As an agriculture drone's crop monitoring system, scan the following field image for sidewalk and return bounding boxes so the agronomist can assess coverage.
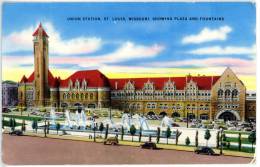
[10,131,255,158]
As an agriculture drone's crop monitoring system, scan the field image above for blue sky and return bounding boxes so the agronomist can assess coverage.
[2,2,256,90]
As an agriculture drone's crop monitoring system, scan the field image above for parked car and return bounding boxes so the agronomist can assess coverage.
[194,147,215,155]
[172,123,180,127]
[103,137,119,145]
[140,142,157,149]
[9,130,23,136]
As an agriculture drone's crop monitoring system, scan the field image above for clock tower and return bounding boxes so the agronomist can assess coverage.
[32,23,50,106]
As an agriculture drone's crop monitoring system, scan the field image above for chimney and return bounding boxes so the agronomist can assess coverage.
[115,81,118,90]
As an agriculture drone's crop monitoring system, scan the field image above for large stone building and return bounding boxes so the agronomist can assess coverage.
[2,80,18,107]
[18,24,256,121]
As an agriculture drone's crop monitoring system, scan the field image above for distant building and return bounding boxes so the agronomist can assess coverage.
[2,80,18,107]
[18,24,256,121]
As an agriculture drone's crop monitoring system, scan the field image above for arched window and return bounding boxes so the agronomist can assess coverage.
[72,93,75,99]
[218,89,223,98]
[232,89,238,98]
[225,89,231,98]
[67,93,71,99]
[63,93,66,99]
[90,93,93,100]
[85,93,88,99]
[81,93,84,99]
[76,93,79,99]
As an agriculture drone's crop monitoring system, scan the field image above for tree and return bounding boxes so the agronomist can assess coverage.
[21,119,26,132]
[130,125,136,142]
[99,122,104,134]
[185,136,191,146]
[248,131,256,153]
[195,130,199,147]
[216,131,220,148]
[138,127,142,142]
[105,124,109,139]
[13,119,17,131]
[9,118,15,131]
[156,127,161,144]
[93,124,96,142]
[2,117,4,129]
[175,129,182,145]
[32,120,38,133]
[56,122,60,135]
[165,126,171,144]
[47,121,50,134]
[238,133,242,151]
[149,135,152,142]
[44,119,47,137]
[121,126,124,141]
[204,129,211,146]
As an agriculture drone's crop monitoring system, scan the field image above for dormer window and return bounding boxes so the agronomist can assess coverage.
[164,79,175,91]
[69,79,73,90]
[75,79,80,90]
[82,79,87,90]
[144,80,154,90]
[124,81,135,90]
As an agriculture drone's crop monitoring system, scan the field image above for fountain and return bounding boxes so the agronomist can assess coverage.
[65,109,72,128]
[119,113,150,130]
[80,110,87,129]
[121,113,131,129]
[160,116,173,127]
[102,118,116,129]
[50,108,56,125]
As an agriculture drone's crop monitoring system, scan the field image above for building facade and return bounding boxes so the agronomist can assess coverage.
[2,81,18,107]
[18,24,255,121]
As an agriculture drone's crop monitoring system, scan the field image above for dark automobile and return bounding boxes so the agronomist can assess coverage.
[103,137,119,145]
[140,142,157,149]
[9,130,23,136]
[194,146,215,155]
[172,123,180,127]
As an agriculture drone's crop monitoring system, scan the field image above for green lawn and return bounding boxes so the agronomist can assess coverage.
[3,114,43,121]
[223,145,255,153]
[2,120,23,127]
[225,137,251,144]
[224,131,250,135]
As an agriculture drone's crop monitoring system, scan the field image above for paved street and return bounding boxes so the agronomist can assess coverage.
[2,134,253,165]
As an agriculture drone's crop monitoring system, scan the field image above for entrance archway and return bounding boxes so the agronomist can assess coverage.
[159,111,167,117]
[172,112,180,118]
[147,111,155,116]
[215,110,240,121]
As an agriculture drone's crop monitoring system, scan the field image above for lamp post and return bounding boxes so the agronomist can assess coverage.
[186,110,189,128]
[44,118,47,138]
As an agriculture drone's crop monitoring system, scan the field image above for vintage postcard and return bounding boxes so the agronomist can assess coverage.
[1,1,257,165]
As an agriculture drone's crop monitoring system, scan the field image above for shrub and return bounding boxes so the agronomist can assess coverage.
[130,125,136,142]
[185,137,191,146]
[204,129,211,146]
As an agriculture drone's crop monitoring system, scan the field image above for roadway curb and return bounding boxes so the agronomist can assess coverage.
[5,131,254,159]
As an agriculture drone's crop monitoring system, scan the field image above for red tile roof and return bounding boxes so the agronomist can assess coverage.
[20,69,220,90]
[59,70,110,88]
[109,76,220,90]
[20,70,59,88]
[32,23,49,37]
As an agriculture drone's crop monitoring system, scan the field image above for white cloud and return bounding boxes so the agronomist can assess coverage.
[2,22,102,55]
[186,44,256,55]
[182,25,232,44]
[95,41,164,63]
[51,41,164,68]
[3,41,164,70]
[142,57,256,76]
